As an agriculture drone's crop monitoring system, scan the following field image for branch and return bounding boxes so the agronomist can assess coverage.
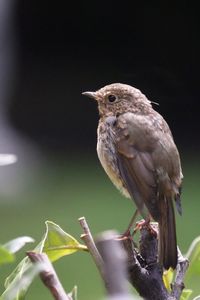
[79,217,134,299]
[78,217,106,285]
[171,248,189,299]
[27,252,70,300]
[122,225,172,300]
[79,218,188,300]
[95,230,130,297]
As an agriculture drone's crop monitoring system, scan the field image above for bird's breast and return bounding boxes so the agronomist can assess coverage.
[97,121,130,198]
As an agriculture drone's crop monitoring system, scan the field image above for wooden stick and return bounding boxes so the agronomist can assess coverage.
[95,230,132,298]
[78,217,106,285]
[171,247,189,299]
[27,252,70,300]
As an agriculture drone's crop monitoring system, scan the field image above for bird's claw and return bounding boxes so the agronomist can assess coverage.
[133,219,158,237]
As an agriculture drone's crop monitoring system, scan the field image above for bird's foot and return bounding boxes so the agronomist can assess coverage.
[118,229,132,240]
[120,209,139,238]
[133,219,158,237]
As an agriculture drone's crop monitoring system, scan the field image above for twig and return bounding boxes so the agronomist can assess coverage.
[171,248,189,299]
[27,252,70,300]
[78,217,106,285]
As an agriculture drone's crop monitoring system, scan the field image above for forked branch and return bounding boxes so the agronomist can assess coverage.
[79,218,189,300]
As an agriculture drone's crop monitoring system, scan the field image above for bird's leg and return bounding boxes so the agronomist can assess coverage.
[133,216,158,237]
[121,209,139,237]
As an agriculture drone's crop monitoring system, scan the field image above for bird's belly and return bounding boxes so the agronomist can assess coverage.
[97,135,130,198]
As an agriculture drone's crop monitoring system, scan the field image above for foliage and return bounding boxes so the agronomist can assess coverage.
[186,237,200,278]
[0,221,200,299]
[0,221,86,300]
[43,221,87,262]
[162,236,200,300]
[0,237,34,266]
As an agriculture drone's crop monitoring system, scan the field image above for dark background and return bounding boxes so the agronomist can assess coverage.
[9,0,200,154]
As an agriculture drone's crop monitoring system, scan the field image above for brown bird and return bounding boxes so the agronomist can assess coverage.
[82,83,183,269]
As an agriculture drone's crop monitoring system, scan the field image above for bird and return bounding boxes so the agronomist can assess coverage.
[82,83,183,270]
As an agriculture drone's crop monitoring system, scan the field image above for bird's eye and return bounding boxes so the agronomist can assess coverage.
[108,94,117,102]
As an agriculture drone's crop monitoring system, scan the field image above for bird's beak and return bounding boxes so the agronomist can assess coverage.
[82,91,97,100]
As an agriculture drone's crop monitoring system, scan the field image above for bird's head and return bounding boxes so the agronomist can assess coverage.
[82,83,153,117]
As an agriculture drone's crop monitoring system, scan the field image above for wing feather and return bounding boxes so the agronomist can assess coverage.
[114,114,159,220]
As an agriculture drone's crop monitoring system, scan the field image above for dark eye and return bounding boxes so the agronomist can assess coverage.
[108,94,117,102]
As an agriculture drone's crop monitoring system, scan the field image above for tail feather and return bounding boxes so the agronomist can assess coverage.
[175,193,182,215]
[159,197,177,270]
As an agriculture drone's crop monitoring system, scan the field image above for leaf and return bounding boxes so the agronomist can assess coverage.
[1,221,87,299]
[0,237,34,267]
[2,262,45,300]
[2,239,45,299]
[163,268,174,291]
[180,289,193,300]
[3,237,34,254]
[185,236,200,277]
[68,286,78,300]
[2,239,47,299]
[42,221,87,262]
[4,257,30,290]
[0,246,15,266]
[3,239,45,291]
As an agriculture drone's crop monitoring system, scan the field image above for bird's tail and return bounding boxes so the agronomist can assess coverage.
[159,197,177,270]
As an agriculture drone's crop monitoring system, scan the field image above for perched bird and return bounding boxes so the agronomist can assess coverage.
[82,83,183,270]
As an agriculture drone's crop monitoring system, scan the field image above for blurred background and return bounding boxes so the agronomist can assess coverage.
[0,1,199,299]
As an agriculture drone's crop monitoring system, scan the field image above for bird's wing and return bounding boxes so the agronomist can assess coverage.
[112,112,160,220]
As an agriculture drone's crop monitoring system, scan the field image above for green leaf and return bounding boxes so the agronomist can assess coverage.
[3,237,34,254]
[0,237,34,267]
[2,239,48,300]
[185,236,200,277]
[1,236,42,298]
[180,289,193,300]
[1,221,87,299]
[68,286,78,300]
[4,257,30,290]
[0,246,15,266]
[163,268,174,291]
[2,262,44,300]
[42,221,87,262]
[2,238,46,297]
[2,237,48,299]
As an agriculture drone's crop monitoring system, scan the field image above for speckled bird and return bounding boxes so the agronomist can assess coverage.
[83,83,183,269]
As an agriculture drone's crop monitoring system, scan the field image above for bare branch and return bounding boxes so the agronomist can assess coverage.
[95,230,129,296]
[171,248,189,299]
[121,224,174,300]
[27,252,70,300]
[78,217,106,285]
